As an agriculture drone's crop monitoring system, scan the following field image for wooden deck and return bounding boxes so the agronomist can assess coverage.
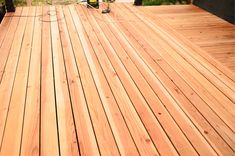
[139,5,235,72]
[0,3,234,155]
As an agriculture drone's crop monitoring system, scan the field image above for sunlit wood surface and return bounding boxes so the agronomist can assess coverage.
[0,3,234,155]
[140,4,235,72]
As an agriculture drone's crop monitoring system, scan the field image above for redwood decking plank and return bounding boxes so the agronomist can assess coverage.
[92,4,199,155]
[136,5,235,100]
[50,6,79,155]
[78,6,140,156]
[103,4,217,155]
[77,5,159,155]
[139,5,235,73]
[61,5,100,156]
[0,4,234,156]
[40,6,59,155]
[0,8,22,84]
[70,5,120,155]
[113,20,235,154]
[124,4,235,130]
[122,4,235,154]
[79,5,160,156]
[0,7,33,155]
[20,6,42,156]
[105,3,234,155]
[0,12,13,47]
[0,6,27,150]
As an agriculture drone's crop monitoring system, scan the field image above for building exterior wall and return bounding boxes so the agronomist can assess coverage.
[193,0,234,24]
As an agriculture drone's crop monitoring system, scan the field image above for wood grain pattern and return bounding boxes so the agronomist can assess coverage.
[78,5,158,156]
[20,6,41,156]
[0,6,25,150]
[0,4,234,156]
[139,4,235,72]
[125,4,235,130]
[0,7,31,155]
[61,6,100,156]
[78,6,140,156]
[0,8,22,83]
[40,6,59,156]
[105,4,217,155]
[71,5,120,155]
[0,13,13,47]
[50,6,79,155]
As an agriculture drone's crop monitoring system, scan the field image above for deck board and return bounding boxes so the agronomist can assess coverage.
[0,7,31,155]
[61,5,100,156]
[40,5,60,156]
[0,3,234,156]
[20,6,41,156]
[139,4,235,72]
[78,6,141,156]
